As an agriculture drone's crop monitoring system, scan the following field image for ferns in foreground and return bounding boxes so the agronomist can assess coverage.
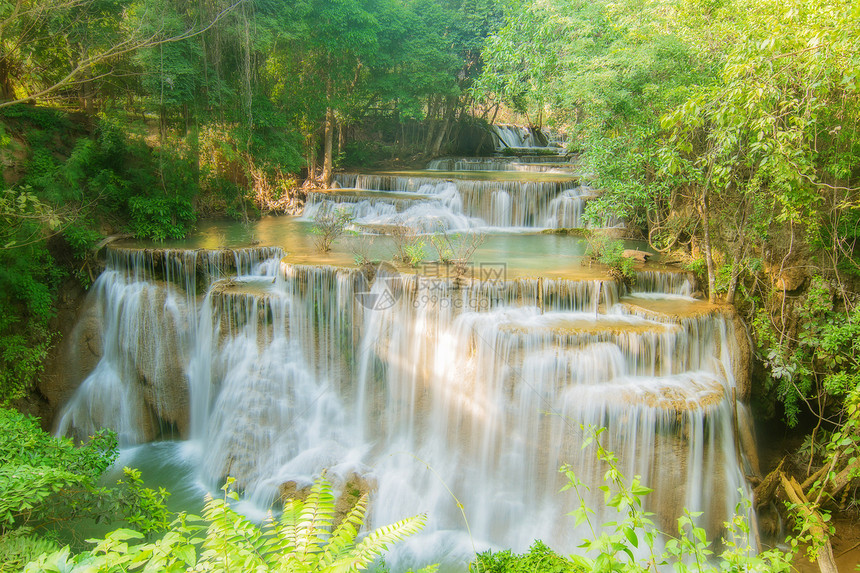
[26,475,426,573]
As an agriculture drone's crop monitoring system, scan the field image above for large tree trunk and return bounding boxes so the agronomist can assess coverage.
[0,57,16,102]
[78,44,96,119]
[430,118,449,157]
[700,186,717,303]
[429,97,456,157]
[321,104,334,187]
[337,116,346,161]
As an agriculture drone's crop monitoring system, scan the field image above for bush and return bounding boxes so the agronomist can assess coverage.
[0,408,169,537]
[28,475,425,573]
[584,232,635,283]
[311,208,354,252]
[472,541,579,573]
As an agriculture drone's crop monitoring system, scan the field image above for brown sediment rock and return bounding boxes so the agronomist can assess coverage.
[774,266,807,292]
[278,473,378,526]
[622,249,651,263]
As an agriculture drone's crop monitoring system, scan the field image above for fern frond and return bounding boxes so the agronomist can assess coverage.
[329,513,427,572]
[196,491,271,571]
[319,493,368,567]
[275,497,303,564]
[294,476,337,560]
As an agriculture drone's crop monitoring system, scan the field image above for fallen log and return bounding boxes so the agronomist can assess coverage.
[622,249,650,263]
[825,460,860,501]
[92,232,134,252]
[780,473,838,573]
[801,464,829,493]
[754,457,785,510]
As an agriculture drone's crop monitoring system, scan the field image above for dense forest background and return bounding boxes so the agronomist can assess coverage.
[2,0,860,570]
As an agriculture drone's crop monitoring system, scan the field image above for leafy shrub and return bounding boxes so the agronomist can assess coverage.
[560,425,793,572]
[0,527,60,573]
[28,475,425,573]
[0,105,70,131]
[312,208,354,252]
[754,276,860,427]
[0,192,65,401]
[472,541,579,573]
[403,241,426,267]
[584,232,635,283]
[128,195,196,241]
[0,408,169,537]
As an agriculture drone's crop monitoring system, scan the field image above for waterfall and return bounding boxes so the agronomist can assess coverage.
[544,187,592,228]
[58,246,752,569]
[56,138,747,569]
[328,174,584,229]
[427,157,572,173]
[56,246,284,446]
[492,124,550,149]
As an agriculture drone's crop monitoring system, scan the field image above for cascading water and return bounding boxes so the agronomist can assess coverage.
[319,120,607,231]
[55,127,756,570]
[427,157,572,173]
[324,174,597,230]
[58,244,754,570]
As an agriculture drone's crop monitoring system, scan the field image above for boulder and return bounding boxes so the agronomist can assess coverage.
[775,266,806,292]
[622,249,650,263]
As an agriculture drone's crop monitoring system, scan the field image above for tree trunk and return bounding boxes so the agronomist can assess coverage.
[159,105,168,143]
[0,57,14,102]
[79,44,95,119]
[430,118,449,157]
[424,119,438,156]
[337,116,346,161]
[429,97,456,157]
[188,121,200,190]
[700,186,717,303]
[305,133,317,182]
[726,260,740,304]
[321,104,334,187]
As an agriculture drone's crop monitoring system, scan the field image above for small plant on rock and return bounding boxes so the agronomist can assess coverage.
[584,231,635,284]
[312,208,354,253]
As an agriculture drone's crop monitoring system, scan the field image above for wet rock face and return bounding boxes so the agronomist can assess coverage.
[50,278,191,441]
[133,286,190,436]
[774,266,807,292]
[278,473,377,526]
[43,305,103,411]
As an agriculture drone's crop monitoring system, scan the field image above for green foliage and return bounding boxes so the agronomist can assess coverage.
[0,106,71,131]
[585,233,635,283]
[28,475,426,573]
[312,209,355,253]
[0,188,66,402]
[472,541,579,573]
[560,425,794,573]
[403,241,426,268]
[754,276,860,427]
[0,527,60,573]
[128,194,196,241]
[0,407,169,539]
